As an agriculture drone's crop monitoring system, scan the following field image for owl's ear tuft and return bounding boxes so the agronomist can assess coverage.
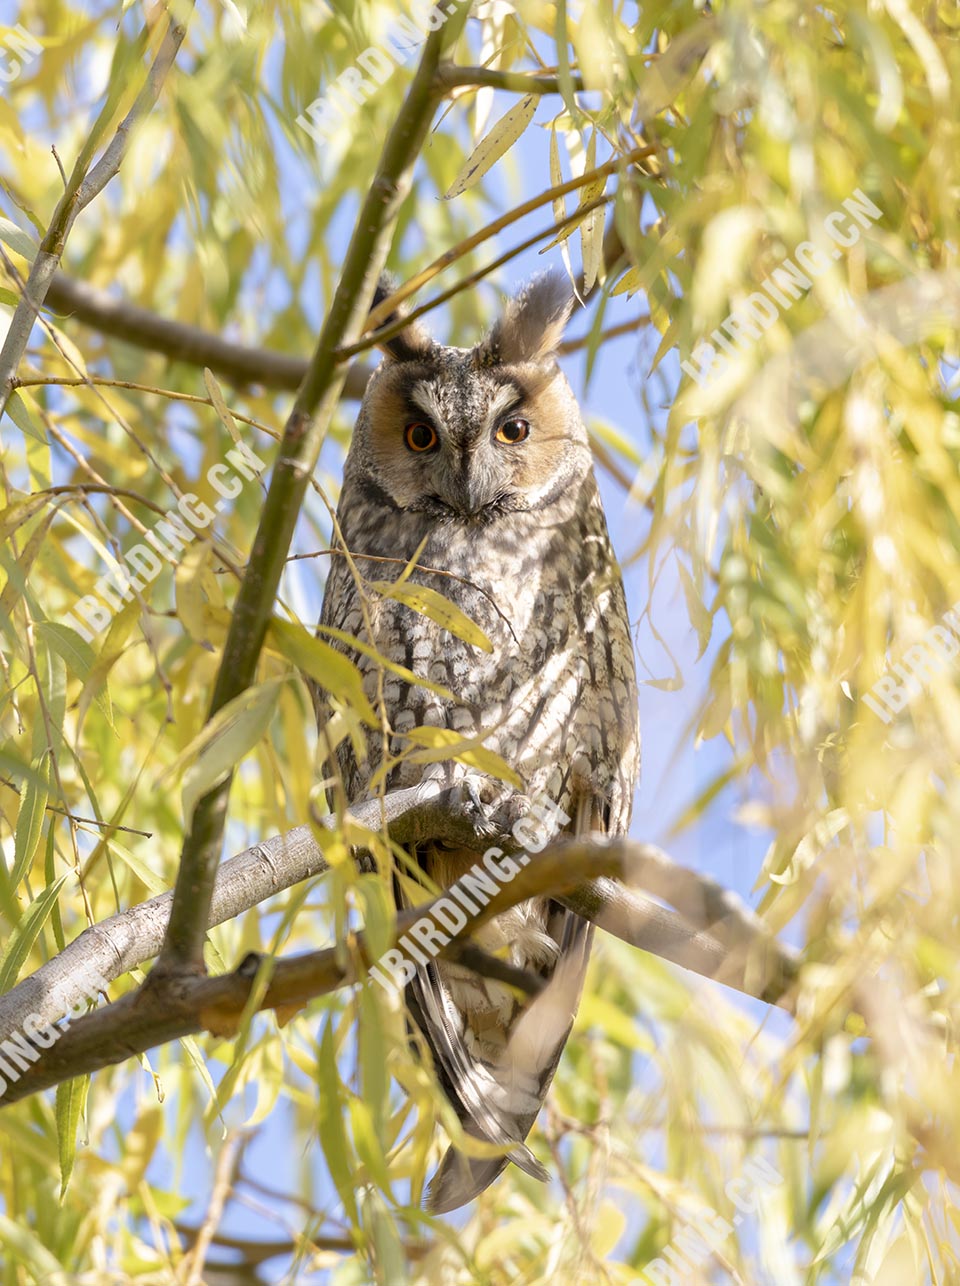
[475,272,576,366]
[371,274,434,362]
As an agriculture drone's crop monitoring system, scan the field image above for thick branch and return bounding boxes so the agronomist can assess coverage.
[0,785,797,1053]
[0,4,194,411]
[0,838,796,1106]
[41,271,372,398]
[156,15,461,974]
[558,877,794,1007]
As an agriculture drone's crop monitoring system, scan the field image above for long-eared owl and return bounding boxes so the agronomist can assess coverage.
[316,273,640,1212]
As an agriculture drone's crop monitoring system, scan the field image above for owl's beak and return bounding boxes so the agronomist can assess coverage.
[450,466,494,517]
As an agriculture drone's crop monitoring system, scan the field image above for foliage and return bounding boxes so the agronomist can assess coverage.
[0,0,957,1281]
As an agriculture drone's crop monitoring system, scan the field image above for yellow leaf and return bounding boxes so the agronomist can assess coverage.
[175,544,217,648]
[580,132,604,293]
[5,392,46,443]
[266,617,378,725]
[367,580,493,652]
[175,679,284,821]
[0,216,36,261]
[203,367,242,447]
[590,1199,627,1257]
[318,623,456,699]
[46,323,88,379]
[403,726,523,788]
[444,94,538,198]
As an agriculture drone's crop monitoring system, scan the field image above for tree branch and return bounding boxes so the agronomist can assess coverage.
[435,63,585,95]
[0,3,195,411]
[31,146,644,400]
[40,271,373,398]
[0,832,797,1107]
[0,783,797,1067]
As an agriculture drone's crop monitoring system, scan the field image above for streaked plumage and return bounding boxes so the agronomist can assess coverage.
[316,273,640,1211]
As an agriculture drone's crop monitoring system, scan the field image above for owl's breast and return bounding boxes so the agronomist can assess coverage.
[321,487,639,828]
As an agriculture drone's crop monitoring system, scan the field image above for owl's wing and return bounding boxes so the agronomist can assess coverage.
[409,905,594,1213]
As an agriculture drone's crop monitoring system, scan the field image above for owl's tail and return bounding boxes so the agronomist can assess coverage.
[425,1137,548,1216]
[412,908,594,1213]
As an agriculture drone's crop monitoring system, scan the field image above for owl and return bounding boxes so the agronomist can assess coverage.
[316,272,640,1212]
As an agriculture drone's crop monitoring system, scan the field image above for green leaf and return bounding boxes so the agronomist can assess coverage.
[179,679,284,822]
[676,558,713,659]
[356,876,396,975]
[350,1099,393,1194]
[98,836,166,895]
[358,969,389,1135]
[0,217,38,262]
[0,873,69,992]
[403,726,523,788]
[367,581,493,653]
[267,617,378,725]
[43,822,64,951]
[580,130,604,293]
[203,367,242,443]
[10,754,50,893]
[317,624,455,700]
[56,1075,90,1199]
[361,1185,408,1284]
[0,510,54,620]
[443,94,538,198]
[0,1213,66,1276]
[0,493,48,542]
[36,620,100,688]
[179,1034,219,1104]
[317,1016,358,1223]
[38,622,114,735]
[4,392,47,443]
[76,597,139,734]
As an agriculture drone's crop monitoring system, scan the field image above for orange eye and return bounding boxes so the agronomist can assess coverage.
[495,417,530,444]
[404,422,438,452]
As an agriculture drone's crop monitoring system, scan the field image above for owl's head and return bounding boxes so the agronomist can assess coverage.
[345,273,592,521]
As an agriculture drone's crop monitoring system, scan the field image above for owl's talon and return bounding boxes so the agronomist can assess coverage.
[456,775,501,840]
[463,777,485,815]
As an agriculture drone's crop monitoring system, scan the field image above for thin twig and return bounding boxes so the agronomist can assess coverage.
[338,194,613,360]
[24,205,638,401]
[288,548,522,647]
[558,314,650,354]
[178,1132,244,1286]
[435,63,586,94]
[365,144,654,331]
[14,374,280,438]
[0,783,798,1058]
[0,777,152,836]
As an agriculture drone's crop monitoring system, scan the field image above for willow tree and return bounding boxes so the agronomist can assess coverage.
[0,0,956,1281]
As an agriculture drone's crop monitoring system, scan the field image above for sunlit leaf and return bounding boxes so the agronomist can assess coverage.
[55,1075,90,1199]
[179,679,284,821]
[444,94,538,198]
[367,580,493,653]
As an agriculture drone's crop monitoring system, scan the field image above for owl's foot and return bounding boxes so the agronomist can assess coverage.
[416,762,526,846]
[454,771,505,843]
